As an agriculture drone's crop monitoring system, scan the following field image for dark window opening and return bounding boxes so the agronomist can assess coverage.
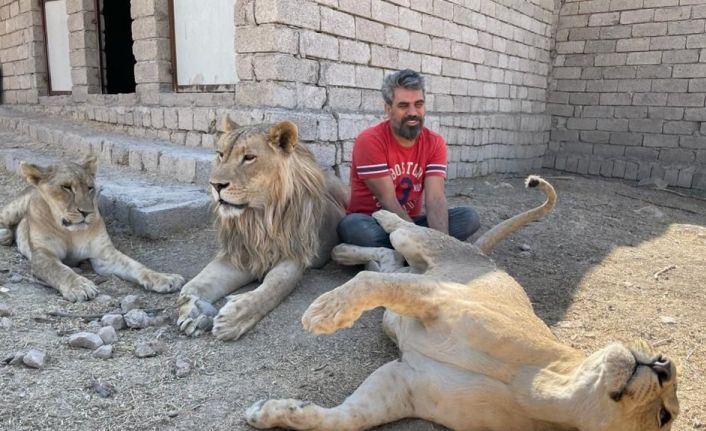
[100,0,136,94]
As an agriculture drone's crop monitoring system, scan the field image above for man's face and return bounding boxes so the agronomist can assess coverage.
[385,87,425,141]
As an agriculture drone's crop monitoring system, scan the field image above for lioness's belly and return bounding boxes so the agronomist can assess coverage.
[403,352,537,431]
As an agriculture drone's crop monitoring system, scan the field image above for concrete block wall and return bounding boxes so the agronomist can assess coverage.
[0,0,45,103]
[548,0,706,190]
[2,0,557,182]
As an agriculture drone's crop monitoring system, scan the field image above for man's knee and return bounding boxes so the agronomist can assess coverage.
[337,213,392,248]
[448,206,480,242]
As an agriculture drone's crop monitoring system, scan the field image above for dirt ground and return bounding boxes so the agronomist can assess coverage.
[0,167,704,431]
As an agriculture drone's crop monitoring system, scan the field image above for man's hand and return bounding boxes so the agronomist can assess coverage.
[363,177,413,222]
[424,176,448,234]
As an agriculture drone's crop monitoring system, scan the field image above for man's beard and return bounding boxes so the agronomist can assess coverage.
[392,115,424,140]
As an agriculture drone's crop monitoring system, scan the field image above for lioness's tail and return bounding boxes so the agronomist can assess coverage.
[473,175,556,255]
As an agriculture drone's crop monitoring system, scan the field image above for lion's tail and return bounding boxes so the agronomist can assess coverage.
[473,175,556,255]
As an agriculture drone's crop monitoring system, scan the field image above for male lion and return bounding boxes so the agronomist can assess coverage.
[0,157,185,301]
[246,176,679,431]
[176,116,347,341]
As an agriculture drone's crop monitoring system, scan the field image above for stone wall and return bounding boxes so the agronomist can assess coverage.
[1,0,557,181]
[0,0,44,103]
[548,0,706,190]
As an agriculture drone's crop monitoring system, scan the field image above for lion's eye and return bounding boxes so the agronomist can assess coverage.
[659,407,672,427]
[62,184,72,192]
[243,154,256,162]
[88,186,95,192]
[216,151,224,160]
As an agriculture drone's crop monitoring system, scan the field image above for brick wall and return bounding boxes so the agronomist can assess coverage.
[548,0,706,190]
[0,0,44,103]
[2,0,557,181]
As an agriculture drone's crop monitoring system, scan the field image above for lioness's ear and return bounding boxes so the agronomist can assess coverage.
[82,155,97,177]
[268,121,298,154]
[223,114,238,132]
[19,161,46,186]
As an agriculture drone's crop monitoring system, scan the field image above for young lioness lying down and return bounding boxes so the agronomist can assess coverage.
[247,176,679,431]
[0,157,184,301]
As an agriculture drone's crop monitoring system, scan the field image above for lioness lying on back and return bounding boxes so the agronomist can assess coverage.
[0,156,184,301]
[247,177,679,431]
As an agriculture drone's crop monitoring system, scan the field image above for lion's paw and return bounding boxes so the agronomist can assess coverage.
[142,271,185,293]
[246,399,316,429]
[61,277,99,302]
[302,290,358,335]
[331,243,369,266]
[372,210,410,233]
[212,292,263,341]
[0,228,13,246]
[176,294,217,337]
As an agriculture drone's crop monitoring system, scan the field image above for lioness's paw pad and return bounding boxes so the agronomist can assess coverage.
[61,277,99,302]
[245,399,314,429]
[302,291,356,335]
[212,293,263,341]
[143,272,185,293]
[0,228,13,246]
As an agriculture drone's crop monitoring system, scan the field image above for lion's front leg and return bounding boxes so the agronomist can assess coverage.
[177,256,255,337]
[246,360,415,430]
[31,248,98,302]
[90,240,185,293]
[302,272,443,335]
[212,260,303,341]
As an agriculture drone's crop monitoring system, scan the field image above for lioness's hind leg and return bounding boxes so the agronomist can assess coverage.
[247,360,414,430]
[0,228,12,246]
[302,272,441,335]
[332,244,405,273]
[0,191,32,246]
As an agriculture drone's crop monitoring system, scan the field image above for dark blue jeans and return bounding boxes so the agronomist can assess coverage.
[337,207,480,249]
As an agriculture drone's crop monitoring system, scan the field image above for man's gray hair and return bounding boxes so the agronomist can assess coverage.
[381,69,425,105]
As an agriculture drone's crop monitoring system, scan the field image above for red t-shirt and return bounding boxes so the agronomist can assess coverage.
[348,120,447,217]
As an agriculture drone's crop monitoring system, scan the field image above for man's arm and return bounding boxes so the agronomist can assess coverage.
[364,177,414,222]
[423,176,448,234]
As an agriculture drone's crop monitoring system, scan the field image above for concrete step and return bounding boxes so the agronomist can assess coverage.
[0,106,214,187]
[0,130,211,239]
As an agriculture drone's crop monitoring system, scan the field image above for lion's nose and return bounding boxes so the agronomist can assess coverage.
[210,182,229,193]
[650,356,673,385]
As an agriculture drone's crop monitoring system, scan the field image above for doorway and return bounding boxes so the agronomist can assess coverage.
[98,0,136,94]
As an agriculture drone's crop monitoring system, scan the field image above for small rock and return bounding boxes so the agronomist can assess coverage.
[8,274,22,283]
[87,320,102,331]
[92,381,114,398]
[93,345,113,359]
[174,357,192,378]
[8,352,25,366]
[93,276,110,285]
[68,332,104,350]
[101,314,126,330]
[659,316,678,325]
[121,295,144,313]
[195,299,219,317]
[23,349,47,369]
[519,243,531,251]
[0,302,11,317]
[134,341,167,358]
[124,309,152,329]
[95,294,113,304]
[98,326,118,345]
[0,317,11,329]
[167,410,179,418]
[518,251,532,258]
[3,352,22,365]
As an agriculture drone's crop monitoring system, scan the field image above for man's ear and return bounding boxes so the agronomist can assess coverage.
[223,114,238,132]
[19,162,47,186]
[384,103,392,117]
[268,121,298,154]
[82,155,97,177]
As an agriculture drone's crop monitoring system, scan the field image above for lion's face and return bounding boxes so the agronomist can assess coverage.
[592,341,678,431]
[209,117,299,219]
[20,157,99,231]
